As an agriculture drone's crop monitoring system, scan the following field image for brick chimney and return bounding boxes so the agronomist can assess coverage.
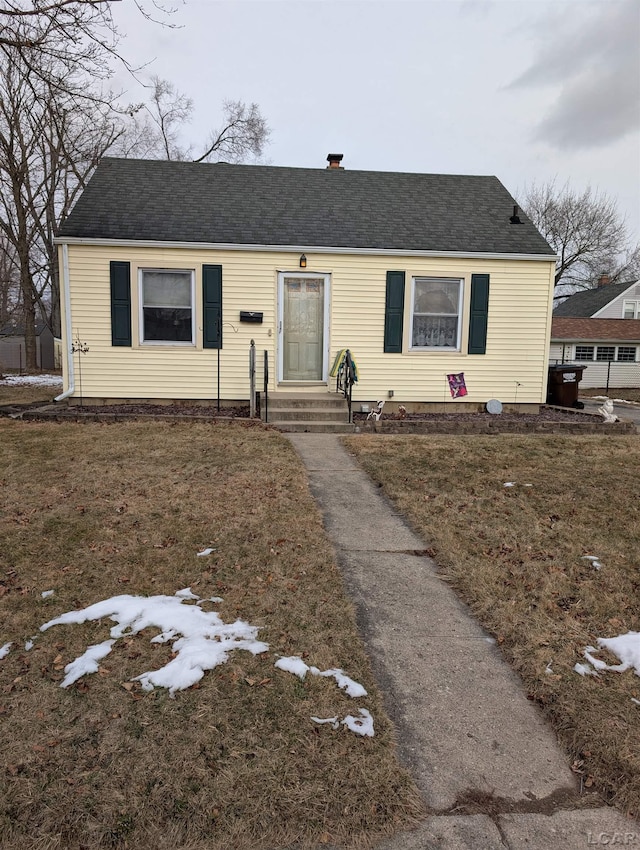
[326,153,344,169]
[598,273,611,287]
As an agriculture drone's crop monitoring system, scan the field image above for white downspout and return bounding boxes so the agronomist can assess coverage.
[54,242,75,402]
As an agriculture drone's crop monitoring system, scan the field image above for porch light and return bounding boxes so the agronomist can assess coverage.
[299,254,307,268]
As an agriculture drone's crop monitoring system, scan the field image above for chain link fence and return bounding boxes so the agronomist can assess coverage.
[551,359,640,391]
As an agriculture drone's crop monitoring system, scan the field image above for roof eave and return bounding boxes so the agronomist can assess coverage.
[54,236,558,263]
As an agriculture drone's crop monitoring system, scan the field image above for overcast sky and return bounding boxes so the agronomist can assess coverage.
[113,0,640,241]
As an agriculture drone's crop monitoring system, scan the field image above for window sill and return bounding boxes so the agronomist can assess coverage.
[408,347,461,353]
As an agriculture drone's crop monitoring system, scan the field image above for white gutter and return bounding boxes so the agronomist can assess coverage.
[54,236,558,264]
[54,242,75,402]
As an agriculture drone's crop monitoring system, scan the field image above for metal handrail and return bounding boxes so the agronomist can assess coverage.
[263,349,269,423]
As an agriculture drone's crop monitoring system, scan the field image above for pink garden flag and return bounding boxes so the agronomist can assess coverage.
[447,373,468,398]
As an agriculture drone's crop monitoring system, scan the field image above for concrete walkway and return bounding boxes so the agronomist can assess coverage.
[286,433,639,850]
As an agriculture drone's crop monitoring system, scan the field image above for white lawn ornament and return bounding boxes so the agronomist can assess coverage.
[597,399,619,423]
[367,400,385,421]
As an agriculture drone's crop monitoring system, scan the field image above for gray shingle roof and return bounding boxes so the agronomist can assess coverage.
[553,281,634,316]
[58,158,554,256]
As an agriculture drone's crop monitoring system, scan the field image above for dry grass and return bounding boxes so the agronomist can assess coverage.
[344,434,640,816]
[0,381,60,406]
[0,419,424,850]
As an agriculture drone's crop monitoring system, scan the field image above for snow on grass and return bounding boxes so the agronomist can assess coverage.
[275,656,309,679]
[41,589,54,598]
[275,655,368,698]
[310,666,368,698]
[36,592,373,734]
[574,662,598,677]
[577,631,640,678]
[581,555,602,570]
[276,655,372,734]
[0,374,62,387]
[40,591,269,696]
[342,709,375,737]
[197,547,216,556]
[0,642,12,660]
[60,640,116,688]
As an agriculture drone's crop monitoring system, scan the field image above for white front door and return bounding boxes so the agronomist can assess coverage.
[278,273,329,382]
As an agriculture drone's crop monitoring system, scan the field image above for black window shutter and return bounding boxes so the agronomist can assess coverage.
[203,264,222,349]
[468,273,490,355]
[110,261,131,346]
[384,271,405,353]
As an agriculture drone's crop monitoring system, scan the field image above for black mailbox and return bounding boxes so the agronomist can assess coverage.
[240,311,263,323]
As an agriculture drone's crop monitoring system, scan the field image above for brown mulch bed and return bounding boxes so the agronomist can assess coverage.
[353,406,590,425]
[68,403,251,417]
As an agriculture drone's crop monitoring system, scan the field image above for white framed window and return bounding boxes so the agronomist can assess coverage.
[139,269,195,345]
[617,346,637,362]
[596,346,615,361]
[623,300,640,319]
[410,277,463,350]
[575,346,595,361]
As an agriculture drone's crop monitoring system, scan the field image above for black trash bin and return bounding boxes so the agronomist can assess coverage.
[547,364,586,408]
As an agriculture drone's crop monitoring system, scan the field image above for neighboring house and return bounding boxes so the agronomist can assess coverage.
[54,155,557,409]
[554,276,640,319]
[0,322,55,371]
[550,318,640,389]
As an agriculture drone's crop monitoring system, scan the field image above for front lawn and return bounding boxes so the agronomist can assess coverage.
[345,434,640,817]
[0,420,423,850]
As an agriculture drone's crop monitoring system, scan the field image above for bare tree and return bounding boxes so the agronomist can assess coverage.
[522,180,640,298]
[0,49,124,368]
[0,1,177,86]
[0,234,20,328]
[144,76,270,163]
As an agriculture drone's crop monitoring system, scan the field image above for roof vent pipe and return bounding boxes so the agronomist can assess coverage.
[326,153,344,169]
[598,273,611,287]
[510,205,521,224]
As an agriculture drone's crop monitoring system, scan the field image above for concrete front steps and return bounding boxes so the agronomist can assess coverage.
[262,392,355,433]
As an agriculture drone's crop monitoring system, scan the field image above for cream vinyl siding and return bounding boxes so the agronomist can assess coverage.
[60,244,555,404]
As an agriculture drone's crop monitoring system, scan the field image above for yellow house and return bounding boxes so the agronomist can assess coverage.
[55,154,557,413]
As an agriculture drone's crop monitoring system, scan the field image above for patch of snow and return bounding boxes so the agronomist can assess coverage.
[632,698,640,706]
[503,482,516,487]
[41,590,54,599]
[24,640,34,651]
[311,716,340,729]
[586,632,640,676]
[40,592,269,696]
[0,374,62,387]
[342,709,375,737]
[310,666,368,698]
[276,656,368,698]
[275,656,309,679]
[0,642,12,659]
[208,596,223,604]
[574,662,598,677]
[197,548,216,557]
[175,587,199,600]
[60,640,116,688]
[545,662,554,675]
[581,555,602,570]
